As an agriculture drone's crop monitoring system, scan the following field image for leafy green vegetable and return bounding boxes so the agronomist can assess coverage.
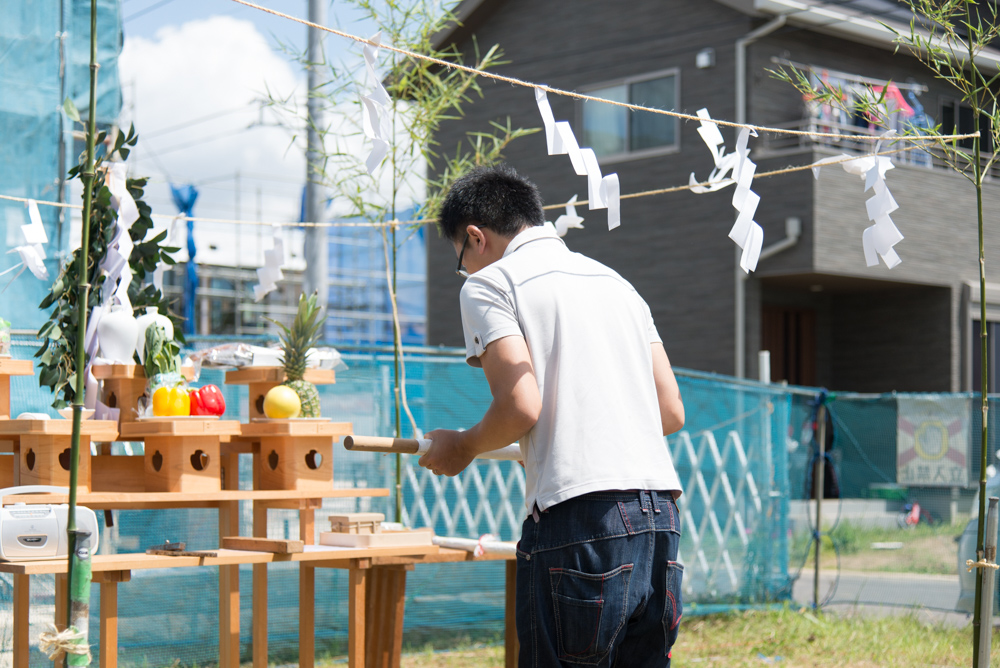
[143,324,180,378]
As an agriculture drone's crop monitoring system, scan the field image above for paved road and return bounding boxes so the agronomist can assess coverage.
[792,569,973,626]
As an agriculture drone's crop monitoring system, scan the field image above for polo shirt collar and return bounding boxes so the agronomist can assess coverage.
[502,223,564,258]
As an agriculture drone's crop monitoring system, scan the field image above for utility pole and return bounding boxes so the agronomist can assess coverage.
[303,0,328,310]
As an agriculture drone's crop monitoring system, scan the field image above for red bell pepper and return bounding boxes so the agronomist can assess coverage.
[190,384,226,416]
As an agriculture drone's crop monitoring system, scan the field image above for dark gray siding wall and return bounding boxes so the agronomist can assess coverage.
[747,28,1000,390]
[427,0,753,375]
[830,286,952,392]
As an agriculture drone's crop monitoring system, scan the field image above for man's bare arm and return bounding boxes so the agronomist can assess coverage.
[419,335,541,476]
[652,342,684,435]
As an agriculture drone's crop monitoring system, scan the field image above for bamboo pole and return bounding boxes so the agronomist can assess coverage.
[65,0,99,663]
[977,497,998,668]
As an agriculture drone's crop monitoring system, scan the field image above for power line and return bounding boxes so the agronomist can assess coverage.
[124,0,179,23]
[141,105,254,139]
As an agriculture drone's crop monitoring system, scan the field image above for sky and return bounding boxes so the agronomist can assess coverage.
[113,0,405,268]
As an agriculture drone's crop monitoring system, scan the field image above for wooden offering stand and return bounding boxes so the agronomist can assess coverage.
[240,418,351,490]
[0,358,34,418]
[92,363,195,425]
[0,418,118,492]
[224,366,336,419]
[119,418,241,492]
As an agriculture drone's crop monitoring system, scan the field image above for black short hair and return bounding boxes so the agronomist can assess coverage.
[437,164,545,241]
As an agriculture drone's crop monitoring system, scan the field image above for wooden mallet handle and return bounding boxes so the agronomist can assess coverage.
[343,435,421,454]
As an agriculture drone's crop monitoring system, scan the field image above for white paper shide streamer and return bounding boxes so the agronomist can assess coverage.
[535,89,620,230]
[361,32,391,175]
[6,200,50,282]
[689,109,738,194]
[553,195,584,237]
[728,127,764,273]
[254,225,285,301]
[689,109,763,273]
[811,141,903,268]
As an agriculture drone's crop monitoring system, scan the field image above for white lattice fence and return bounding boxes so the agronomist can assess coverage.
[400,424,782,603]
[668,428,771,599]
[402,457,526,540]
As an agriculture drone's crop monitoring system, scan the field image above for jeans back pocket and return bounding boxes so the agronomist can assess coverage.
[662,561,684,656]
[549,563,633,665]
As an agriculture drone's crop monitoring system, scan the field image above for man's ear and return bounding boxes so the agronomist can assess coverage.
[467,224,487,255]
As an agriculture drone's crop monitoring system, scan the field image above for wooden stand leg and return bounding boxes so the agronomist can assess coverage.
[54,573,67,668]
[219,453,241,668]
[348,565,368,668]
[13,574,28,668]
[94,571,129,668]
[253,503,268,668]
[366,566,409,668]
[100,581,117,668]
[505,560,518,668]
[299,508,315,668]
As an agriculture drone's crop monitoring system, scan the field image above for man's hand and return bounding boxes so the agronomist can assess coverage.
[419,335,540,477]
[419,429,476,477]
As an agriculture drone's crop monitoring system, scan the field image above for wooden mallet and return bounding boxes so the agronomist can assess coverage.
[343,435,522,460]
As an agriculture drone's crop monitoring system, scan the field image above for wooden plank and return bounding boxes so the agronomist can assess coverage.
[222,537,304,553]
[239,421,352,437]
[0,487,390,509]
[120,419,241,438]
[505,560,518,668]
[253,498,268,668]
[55,573,67,668]
[13,573,28,668]
[0,454,14,487]
[92,455,145,493]
[146,549,219,557]
[225,367,336,385]
[348,566,368,668]
[219,452,241,668]
[100,580,118,668]
[0,545,440,575]
[91,363,194,381]
[0,359,35,376]
[0,419,118,441]
[300,507,316,668]
[366,566,407,668]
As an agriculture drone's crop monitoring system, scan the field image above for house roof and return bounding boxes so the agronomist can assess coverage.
[434,0,1000,71]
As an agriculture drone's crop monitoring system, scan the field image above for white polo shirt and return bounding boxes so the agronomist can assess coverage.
[459,223,682,512]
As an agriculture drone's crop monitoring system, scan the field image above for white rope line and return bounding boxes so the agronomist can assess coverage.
[38,625,92,663]
[0,143,948,229]
[229,0,979,142]
[966,558,1000,572]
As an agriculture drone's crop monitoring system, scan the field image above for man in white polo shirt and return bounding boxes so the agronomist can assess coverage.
[419,164,685,667]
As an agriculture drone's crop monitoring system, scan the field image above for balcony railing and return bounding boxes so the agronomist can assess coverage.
[757,119,1000,179]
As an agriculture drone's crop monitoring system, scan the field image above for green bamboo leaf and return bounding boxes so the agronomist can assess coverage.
[63,98,81,124]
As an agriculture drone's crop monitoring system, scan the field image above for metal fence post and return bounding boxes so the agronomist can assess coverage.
[977,497,998,668]
[813,402,827,610]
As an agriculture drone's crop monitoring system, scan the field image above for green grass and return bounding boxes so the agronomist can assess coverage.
[792,520,966,575]
[309,607,984,667]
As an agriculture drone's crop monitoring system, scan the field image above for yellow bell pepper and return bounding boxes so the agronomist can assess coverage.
[152,386,190,416]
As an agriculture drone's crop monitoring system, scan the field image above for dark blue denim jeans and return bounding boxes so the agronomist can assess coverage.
[515,490,683,667]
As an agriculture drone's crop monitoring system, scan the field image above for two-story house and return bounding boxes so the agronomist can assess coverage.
[424,0,1000,393]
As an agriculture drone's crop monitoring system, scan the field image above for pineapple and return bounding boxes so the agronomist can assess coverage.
[274,292,325,417]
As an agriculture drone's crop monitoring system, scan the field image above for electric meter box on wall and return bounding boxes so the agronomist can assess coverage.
[0,486,99,561]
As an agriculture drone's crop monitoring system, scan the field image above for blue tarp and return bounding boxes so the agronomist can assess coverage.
[0,0,123,330]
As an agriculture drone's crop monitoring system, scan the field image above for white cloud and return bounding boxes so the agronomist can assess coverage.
[100,15,425,269]
[111,15,307,266]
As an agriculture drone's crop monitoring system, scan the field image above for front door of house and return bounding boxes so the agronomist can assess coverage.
[762,305,817,386]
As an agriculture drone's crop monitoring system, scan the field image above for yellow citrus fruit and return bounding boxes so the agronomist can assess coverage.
[263,385,301,419]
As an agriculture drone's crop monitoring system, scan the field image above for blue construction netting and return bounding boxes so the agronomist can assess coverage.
[1,334,798,666]
[0,0,122,331]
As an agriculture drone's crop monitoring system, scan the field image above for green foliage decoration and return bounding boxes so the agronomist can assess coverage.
[36,123,182,408]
